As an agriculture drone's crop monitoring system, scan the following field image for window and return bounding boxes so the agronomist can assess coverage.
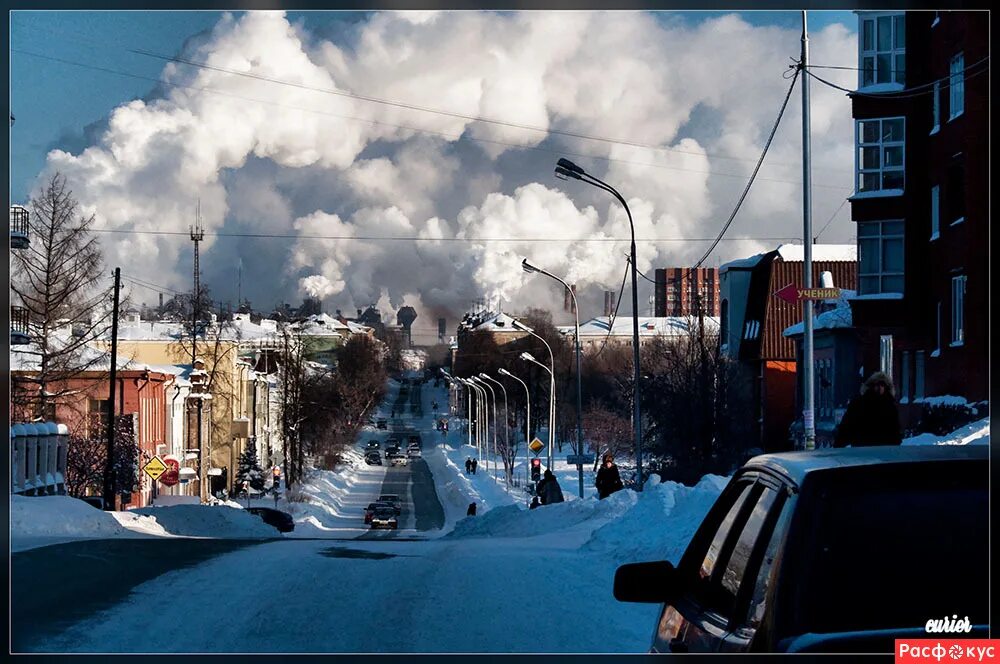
[900,351,911,403]
[88,399,111,437]
[930,186,940,240]
[695,482,758,618]
[859,14,905,87]
[719,488,782,616]
[947,157,965,224]
[951,275,966,346]
[930,81,941,134]
[858,220,904,294]
[949,53,964,119]
[699,483,754,584]
[856,118,905,193]
[880,335,893,375]
[915,351,925,399]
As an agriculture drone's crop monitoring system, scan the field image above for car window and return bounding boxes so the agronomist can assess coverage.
[719,487,781,614]
[698,482,755,585]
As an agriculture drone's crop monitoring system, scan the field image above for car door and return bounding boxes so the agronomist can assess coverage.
[651,477,760,653]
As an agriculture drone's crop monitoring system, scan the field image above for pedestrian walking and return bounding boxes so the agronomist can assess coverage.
[471,458,478,475]
[465,457,472,474]
[834,371,902,448]
[467,502,477,516]
[535,469,564,505]
[595,454,624,499]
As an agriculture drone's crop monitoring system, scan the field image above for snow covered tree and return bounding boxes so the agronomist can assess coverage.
[235,438,265,493]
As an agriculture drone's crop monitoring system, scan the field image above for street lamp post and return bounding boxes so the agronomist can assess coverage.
[554,157,644,491]
[499,367,530,486]
[512,320,557,471]
[464,378,486,464]
[522,258,584,499]
[480,373,509,483]
[472,377,498,480]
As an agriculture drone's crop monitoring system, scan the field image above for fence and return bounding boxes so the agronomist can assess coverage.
[10,422,69,495]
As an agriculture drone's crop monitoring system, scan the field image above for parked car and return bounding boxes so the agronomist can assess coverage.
[369,507,398,530]
[389,454,408,467]
[246,507,295,533]
[377,494,402,515]
[613,445,988,653]
[364,452,382,466]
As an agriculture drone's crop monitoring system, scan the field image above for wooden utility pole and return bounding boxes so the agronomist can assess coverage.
[102,268,121,510]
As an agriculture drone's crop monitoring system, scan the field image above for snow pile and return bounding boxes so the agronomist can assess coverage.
[10,495,166,550]
[911,395,970,407]
[902,417,990,447]
[131,504,280,538]
[583,474,730,563]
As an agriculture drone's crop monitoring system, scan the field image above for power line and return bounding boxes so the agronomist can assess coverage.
[814,197,849,242]
[10,47,853,188]
[803,56,989,100]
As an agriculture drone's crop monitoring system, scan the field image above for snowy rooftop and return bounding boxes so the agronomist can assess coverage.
[783,290,856,337]
[465,311,525,333]
[292,313,348,338]
[575,316,720,337]
[722,243,857,273]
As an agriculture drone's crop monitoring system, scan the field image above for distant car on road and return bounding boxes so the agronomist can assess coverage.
[364,501,394,523]
[365,440,380,450]
[377,494,402,514]
[376,419,388,430]
[407,447,421,458]
[613,445,988,653]
[246,507,295,533]
[369,507,398,530]
[389,453,408,467]
[364,452,382,466]
[407,434,422,448]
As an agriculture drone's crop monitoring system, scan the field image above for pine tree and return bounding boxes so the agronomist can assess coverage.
[235,438,265,493]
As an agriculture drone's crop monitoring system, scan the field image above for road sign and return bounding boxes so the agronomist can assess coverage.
[142,456,168,481]
[159,455,180,486]
[774,283,841,304]
[567,454,595,465]
[528,438,545,455]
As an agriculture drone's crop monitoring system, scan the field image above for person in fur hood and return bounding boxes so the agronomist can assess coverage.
[833,371,902,447]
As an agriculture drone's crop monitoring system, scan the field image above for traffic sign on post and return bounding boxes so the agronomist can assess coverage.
[142,456,167,481]
[774,283,841,304]
[528,438,545,455]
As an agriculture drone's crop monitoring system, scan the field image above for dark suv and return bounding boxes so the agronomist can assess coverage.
[614,446,988,653]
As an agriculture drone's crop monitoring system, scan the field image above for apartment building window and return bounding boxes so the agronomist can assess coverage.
[879,335,893,375]
[951,275,966,346]
[947,157,965,224]
[930,186,940,240]
[949,52,964,120]
[860,13,905,87]
[930,81,941,134]
[857,117,905,193]
[88,398,111,436]
[914,351,925,399]
[858,220,904,294]
[900,351,911,403]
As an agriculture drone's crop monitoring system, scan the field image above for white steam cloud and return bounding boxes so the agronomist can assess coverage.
[34,11,857,332]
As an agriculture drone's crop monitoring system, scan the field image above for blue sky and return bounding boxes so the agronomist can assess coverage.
[8,10,854,202]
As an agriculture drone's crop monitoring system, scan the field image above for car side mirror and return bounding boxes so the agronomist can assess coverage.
[613,561,679,603]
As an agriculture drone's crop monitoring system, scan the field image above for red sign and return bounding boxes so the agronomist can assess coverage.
[159,454,180,487]
[774,283,841,305]
[896,639,997,663]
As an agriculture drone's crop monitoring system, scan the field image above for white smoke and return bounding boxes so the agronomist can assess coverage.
[33,10,858,328]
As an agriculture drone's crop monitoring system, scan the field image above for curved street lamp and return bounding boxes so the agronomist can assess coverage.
[471,376,497,480]
[522,258,584,498]
[553,157,644,491]
[519,349,555,471]
[479,373,509,483]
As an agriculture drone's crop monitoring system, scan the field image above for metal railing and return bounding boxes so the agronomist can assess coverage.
[10,305,31,345]
[11,422,69,496]
[10,205,29,249]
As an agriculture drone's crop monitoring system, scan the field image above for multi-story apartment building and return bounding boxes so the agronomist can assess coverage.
[848,10,988,425]
[654,267,720,317]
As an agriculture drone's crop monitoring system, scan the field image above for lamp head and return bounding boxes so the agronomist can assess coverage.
[521,258,539,274]
[498,368,510,376]
[520,351,536,362]
[554,165,581,181]
[557,157,585,174]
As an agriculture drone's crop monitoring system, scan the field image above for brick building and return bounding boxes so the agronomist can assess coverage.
[654,267,720,317]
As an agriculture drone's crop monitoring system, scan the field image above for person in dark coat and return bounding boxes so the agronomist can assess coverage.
[595,454,624,499]
[535,469,565,505]
[465,457,472,474]
[467,502,477,516]
[834,371,902,447]
[471,458,478,475]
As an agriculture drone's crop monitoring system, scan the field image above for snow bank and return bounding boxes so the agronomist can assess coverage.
[902,417,990,447]
[10,495,165,551]
[583,474,730,563]
[131,504,280,538]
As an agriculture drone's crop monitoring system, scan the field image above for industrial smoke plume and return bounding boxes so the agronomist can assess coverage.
[32,11,857,330]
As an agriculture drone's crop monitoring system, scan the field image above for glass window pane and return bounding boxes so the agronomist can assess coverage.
[860,276,880,295]
[883,170,904,190]
[895,54,906,85]
[860,238,880,273]
[863,19,874,51]
[861,120,880,143]
[883,118,905,141]
[863,146,881,169]
[883,237,904,272]
[863,57,875,87]
[878,16,892,51]
[883,220,905,235]
[861,172,880,192]
[858,222,879,238]
[894,15,905,49]
[883,275,904,293]
[700,484,753,582]
[883,146,904,167]
[721,489,781,614]
[877,54,892,83]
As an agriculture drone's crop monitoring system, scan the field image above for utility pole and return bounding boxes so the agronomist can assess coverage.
[190,203,206,498]
[801,11,816,451]
[103,268,121,510]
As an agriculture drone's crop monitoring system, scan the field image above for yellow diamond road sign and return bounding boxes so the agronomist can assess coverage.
[142,456,168,481]
[528,438,545,454]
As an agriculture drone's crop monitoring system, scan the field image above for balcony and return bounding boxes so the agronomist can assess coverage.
[10,205,30,249]
[11,306,31,345]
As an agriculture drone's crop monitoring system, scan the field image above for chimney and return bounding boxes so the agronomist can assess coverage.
[438,317,446,342]
[603,290,616,317]
[357,308,362,318]
[159,293,163,309]
[564,284,577,313]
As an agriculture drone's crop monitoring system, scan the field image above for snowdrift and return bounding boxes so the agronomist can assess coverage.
[131,504,280,538]
[902,417,990,446]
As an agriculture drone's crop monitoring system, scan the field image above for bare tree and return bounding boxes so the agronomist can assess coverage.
[10,173,115,420]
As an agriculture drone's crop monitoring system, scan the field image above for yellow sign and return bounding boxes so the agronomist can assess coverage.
[142,456,168,481]
[528,438,545,454]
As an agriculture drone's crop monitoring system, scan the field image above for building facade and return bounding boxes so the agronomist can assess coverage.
[849,10,988,426]
[654,267,720,317]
